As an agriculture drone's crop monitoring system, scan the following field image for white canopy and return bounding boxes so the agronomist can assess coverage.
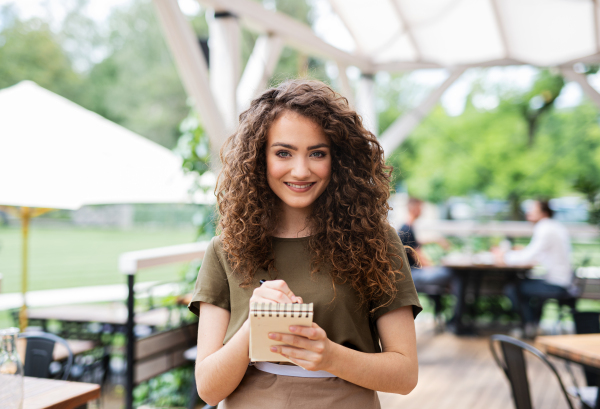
[152,0,600,158]
[327,0,599,70]
[0,81,212,210]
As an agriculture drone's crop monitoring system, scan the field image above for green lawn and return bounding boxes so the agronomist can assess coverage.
[0,225,197,294]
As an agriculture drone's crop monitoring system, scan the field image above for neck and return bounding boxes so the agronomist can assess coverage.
[273,203,313,238]
[406,214,418,225]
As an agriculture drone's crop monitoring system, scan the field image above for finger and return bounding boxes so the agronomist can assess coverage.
[288,323,324,340]
[272,345,316,361]
[269,333,314,350]
[254,287,294,304]
[262,280,296,300]
[293,296,303,304]
[250,296,280,304]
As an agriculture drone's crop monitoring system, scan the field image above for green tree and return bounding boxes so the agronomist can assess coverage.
[387,69,600,222]
[78,0,192,148]
[0,6,83,101]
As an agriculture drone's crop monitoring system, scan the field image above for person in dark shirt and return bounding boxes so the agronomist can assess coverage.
[399,197,452,292]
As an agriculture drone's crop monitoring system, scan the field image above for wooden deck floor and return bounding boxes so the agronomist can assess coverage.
[379,319,585,409]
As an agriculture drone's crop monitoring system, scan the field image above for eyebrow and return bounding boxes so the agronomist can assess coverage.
[270,142,330,150]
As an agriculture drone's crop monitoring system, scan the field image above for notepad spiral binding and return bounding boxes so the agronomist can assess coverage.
[250,302,313,318]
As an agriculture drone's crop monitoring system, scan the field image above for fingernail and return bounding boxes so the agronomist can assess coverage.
[268,333,275,339]
[289,326,296,332]
[270,346,277,352]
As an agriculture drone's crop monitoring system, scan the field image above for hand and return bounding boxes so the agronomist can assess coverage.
[268,323,334,372]
[249,279,303,305]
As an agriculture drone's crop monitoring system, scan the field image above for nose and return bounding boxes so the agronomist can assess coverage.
[290,157,311,180]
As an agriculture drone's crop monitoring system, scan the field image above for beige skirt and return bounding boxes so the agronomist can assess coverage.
[218,366,381,409]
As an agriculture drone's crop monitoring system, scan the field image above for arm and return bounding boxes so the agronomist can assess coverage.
[270,305,418,395]
[503,224,549,266]
[195,280,302,405]
[195,303,250,406]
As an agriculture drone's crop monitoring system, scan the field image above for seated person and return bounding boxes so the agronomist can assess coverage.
[495,200,573,338]
[399,197,452,316]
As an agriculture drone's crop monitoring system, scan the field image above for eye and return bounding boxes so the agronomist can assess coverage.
[276,150,291,158]
[310,151,327,158]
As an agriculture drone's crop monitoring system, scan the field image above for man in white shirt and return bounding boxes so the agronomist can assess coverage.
[496,200,573,337]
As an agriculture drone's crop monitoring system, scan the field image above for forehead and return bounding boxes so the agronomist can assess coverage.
[267,111,327,146]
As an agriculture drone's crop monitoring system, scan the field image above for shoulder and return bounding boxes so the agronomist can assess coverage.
[384,223,404,245]
[383,223,409,262]
[384,222,400,236]
[208,234,224,254]
[203,235,229,273]
[537,219,567,237]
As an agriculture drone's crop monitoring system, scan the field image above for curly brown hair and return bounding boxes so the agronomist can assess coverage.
[216,79,404,310]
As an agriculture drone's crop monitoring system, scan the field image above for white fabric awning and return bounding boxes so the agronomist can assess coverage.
[0,81,212,210]
[328,0,598,69]
[197,0,600,71]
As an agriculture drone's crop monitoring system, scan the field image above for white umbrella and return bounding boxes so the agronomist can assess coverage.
[0,81,212,209]
[0,81,213,329]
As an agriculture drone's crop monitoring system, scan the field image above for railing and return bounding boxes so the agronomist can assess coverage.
[118,241,209,409]
[414,220,599,239]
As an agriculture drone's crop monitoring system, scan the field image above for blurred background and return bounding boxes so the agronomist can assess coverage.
[0,0,599,408]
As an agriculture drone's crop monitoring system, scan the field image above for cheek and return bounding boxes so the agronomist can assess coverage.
[317,159,332,182]
[266,158,288,182]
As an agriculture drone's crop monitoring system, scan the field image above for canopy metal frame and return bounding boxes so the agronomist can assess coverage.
[153,0,600,163]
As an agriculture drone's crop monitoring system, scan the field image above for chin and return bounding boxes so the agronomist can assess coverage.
[283,199,315,209]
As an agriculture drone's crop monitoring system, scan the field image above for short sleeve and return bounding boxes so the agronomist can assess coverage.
[371,224,423,322]
[187,236,230,316]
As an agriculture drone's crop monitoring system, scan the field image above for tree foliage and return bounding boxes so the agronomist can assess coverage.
[387,69,600,222]
[0,5,83,101]
[79,0,189,148]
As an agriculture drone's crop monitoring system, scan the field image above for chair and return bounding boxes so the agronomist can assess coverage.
[489,334,576,409]
[574,311,600,334]
[571,312,600,408]
[555,276,585,328]
[18,331,73,380]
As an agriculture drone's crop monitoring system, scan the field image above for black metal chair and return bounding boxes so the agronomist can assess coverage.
[18,331,73,380]
[574,311,600,334]
[489,334,576,409]
[571,312,600,408]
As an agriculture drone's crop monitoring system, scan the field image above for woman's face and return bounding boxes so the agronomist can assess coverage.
[266,111,332,212]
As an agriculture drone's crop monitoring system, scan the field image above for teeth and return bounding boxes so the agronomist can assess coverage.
[286,182,313,189]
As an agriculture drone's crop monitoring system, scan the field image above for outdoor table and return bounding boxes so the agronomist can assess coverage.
[536,334,600,409]
[442,260,532,335]
[27,304,175,329]
[23,376,100,409]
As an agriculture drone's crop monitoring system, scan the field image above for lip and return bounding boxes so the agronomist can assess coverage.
[284,182,316,192]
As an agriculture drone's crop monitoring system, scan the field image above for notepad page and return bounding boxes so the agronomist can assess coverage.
[249,303,314,362]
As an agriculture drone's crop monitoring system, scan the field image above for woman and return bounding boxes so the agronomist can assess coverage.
[188,79,422,408]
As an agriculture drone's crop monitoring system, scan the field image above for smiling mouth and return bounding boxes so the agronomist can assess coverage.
[284,182,316,190]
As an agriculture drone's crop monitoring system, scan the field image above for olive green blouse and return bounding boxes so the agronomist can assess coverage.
[188,224,422,354]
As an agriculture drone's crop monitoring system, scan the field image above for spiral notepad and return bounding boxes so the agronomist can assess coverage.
[249,302,314,362]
